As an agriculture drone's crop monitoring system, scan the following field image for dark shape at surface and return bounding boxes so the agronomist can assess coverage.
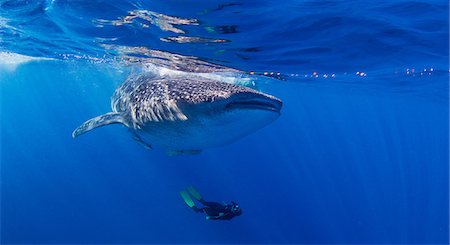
[216,25,238,34]
[214,3,242,11]
[236,53,249,60]
[243,47,261,52]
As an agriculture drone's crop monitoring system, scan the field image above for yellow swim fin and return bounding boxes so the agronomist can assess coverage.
[187,186,202,201]
[180,190,195,208]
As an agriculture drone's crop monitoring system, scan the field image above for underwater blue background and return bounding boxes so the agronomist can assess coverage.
[1,0,449,244]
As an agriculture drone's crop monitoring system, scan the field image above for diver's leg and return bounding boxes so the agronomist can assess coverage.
[186,186,222,208]
[199,200,223,208]
[192,206,205,213]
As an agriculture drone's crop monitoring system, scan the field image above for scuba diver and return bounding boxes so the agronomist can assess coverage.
[180,186,242,220]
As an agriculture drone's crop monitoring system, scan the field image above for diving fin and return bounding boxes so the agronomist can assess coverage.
[72,112,129,138]
[180,190,196,208]
[187,186,202,201]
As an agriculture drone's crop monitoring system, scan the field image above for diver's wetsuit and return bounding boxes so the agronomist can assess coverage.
[192,200,237,220]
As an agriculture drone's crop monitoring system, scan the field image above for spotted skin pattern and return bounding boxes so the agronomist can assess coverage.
[111,74,279,127]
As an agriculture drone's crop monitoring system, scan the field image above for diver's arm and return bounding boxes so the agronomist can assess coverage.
[206,212,225,220]
[206,215,220,220]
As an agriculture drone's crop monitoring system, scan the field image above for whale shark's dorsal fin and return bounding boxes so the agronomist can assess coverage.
[72,112,129,138]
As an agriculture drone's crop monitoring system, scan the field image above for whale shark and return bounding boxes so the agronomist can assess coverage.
[72,74,282,154]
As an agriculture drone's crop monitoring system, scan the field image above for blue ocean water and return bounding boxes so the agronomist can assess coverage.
[0,0,449,244]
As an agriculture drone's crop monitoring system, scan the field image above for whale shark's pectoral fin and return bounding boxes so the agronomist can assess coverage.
[72,112,128,138]
[167,149,202,156]
[130,131,152,150]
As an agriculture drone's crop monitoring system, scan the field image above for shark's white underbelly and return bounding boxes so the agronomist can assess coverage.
[135,109,279,151]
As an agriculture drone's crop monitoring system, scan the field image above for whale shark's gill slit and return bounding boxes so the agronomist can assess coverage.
[141,98,187,123]
[72,112,129,138]
[166,99,188,121]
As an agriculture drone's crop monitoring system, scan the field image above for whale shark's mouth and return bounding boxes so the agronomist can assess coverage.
[226,97,282,113]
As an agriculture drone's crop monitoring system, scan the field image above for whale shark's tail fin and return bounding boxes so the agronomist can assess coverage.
[72,112,128,138]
